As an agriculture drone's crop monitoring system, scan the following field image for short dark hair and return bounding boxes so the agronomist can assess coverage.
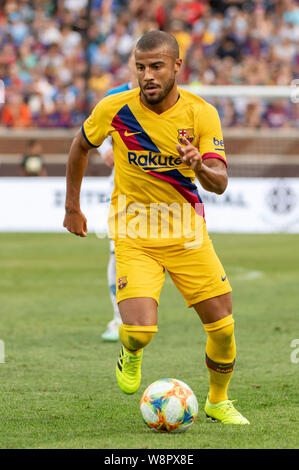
[136,30,180,59]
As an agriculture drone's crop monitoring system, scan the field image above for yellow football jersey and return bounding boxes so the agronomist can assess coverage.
[82,87,227,245]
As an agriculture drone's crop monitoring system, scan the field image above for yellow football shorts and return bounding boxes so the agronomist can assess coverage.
[114,223,232,308]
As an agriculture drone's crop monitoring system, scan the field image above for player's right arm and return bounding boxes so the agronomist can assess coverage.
[63,130,94,237]
[63,95,114,237]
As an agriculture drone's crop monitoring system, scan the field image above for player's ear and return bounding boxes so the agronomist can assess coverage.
[174,58,183,74]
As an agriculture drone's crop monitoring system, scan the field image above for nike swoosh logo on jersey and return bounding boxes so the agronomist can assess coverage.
[124,130,142,137]
[221,275,227,281]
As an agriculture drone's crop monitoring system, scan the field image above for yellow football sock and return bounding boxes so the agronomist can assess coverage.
[204,314,236,404]
[119,324,158,354]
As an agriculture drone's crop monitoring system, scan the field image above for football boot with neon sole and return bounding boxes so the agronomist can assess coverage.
[116,346,143,394]
[205,397,250,424]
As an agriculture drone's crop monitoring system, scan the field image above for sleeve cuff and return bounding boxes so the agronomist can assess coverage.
[202,152,227,167]
[81,125,99,148]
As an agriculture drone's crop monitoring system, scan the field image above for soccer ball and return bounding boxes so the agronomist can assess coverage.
[140,378,198,433]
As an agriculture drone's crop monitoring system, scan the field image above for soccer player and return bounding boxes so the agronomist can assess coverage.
[99,51,139,342]
[64,30,249,424]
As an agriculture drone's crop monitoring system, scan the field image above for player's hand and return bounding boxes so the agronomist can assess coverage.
[103,149,115,168]
[63,209,88,237]
[176,137,202,173]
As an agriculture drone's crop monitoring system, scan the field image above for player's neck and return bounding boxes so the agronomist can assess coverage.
[140,87,180,115]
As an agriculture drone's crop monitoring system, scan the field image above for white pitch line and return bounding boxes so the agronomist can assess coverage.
[229,268,264,281]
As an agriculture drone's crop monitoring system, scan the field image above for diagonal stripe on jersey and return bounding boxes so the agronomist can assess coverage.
[147,169,205,217]
[112,105,160,152]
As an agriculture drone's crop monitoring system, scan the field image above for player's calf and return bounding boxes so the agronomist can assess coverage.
[204,314,236,403]
[116,324,158,394]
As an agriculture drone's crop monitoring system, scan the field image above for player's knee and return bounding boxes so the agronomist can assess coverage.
[216,320,235,344]
[204,315,236,360]
[204,314,234,333]
[119,324,158,351]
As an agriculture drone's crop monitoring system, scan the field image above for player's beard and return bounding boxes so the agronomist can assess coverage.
[140,74,176,105]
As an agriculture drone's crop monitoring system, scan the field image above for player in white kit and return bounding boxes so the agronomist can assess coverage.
[98,136,122,341]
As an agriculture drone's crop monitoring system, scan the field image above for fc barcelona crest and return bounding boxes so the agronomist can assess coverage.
[177,128,194,144]
[118,276,128,290]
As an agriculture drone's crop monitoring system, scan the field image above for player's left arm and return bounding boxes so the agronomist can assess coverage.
[176,137,228,194]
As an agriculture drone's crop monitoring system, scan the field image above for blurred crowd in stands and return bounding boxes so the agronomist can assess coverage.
[0,0,298,129]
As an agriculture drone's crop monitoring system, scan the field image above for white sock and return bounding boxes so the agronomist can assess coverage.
[107,241,121,324]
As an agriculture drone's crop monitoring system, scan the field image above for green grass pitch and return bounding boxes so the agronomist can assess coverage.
[0,232,298,449]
